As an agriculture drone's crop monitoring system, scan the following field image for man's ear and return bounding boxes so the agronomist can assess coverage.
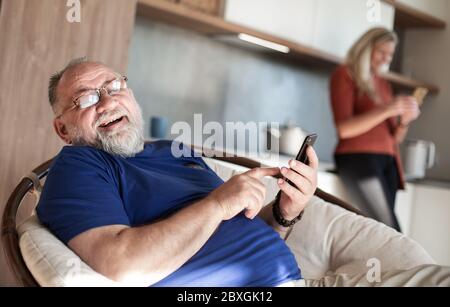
[53,118,72,145]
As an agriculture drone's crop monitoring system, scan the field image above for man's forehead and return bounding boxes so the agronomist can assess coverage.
[59,63,117,96]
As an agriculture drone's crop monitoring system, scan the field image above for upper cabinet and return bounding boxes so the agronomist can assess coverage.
[395,0,448,22]
[224,0,317,46]
[225,0,394,59]
[312,0,395,58]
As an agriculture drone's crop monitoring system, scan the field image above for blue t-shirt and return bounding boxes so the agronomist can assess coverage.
[37,140,301,286]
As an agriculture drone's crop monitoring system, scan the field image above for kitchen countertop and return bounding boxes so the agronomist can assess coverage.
[183,140,450,190]
[237,150,335,173]
[407,178,450,190]
[240,150,450,190]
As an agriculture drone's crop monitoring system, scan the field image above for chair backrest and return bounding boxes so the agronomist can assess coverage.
[2,159,53,287]
[2,145,359,287]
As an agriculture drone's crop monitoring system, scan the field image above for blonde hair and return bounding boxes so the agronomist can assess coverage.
[346,27,398,99]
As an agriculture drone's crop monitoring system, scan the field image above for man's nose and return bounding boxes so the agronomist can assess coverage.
[95,91,118,114]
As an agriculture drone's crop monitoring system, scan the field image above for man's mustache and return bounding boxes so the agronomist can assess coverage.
[94,108,130,129]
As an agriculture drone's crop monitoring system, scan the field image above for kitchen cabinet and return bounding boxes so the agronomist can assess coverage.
[312,0,395,58]
[224,0,317,46]
[225,0,395,59]
[395,0,448,22]
[408,184,450,266]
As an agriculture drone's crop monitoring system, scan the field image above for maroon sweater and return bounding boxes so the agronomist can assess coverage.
[330,65,405,189]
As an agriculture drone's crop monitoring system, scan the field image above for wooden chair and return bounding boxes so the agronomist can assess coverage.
[2,149,359,287]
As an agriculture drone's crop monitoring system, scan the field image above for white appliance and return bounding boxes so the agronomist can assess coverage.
[266,124,307,156]
[403,139,436,180]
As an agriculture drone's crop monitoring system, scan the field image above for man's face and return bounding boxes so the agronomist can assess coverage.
[53,63,144,157]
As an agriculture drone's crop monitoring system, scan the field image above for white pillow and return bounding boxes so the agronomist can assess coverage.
[18,215,119,287]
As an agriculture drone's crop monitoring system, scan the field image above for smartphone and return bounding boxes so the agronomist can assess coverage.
[295,134,318,165]
[284,134,318,186]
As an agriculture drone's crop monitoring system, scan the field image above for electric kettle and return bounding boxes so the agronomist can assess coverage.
[403,139,436,180]
[266,124,307,156]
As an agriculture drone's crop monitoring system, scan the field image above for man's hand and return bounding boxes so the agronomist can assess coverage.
[277,147,319,221]
[209,167,281,221]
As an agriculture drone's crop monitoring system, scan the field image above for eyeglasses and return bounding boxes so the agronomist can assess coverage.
[55,76,128,118]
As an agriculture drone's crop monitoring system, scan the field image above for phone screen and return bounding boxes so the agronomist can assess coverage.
[295,134,318,166]
[283,134,318,187]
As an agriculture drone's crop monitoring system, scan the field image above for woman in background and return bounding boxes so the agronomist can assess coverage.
[330,28,420,231]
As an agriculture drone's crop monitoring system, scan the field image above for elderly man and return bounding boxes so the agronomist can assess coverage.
[37,58,318,287]
[37,59,449,287]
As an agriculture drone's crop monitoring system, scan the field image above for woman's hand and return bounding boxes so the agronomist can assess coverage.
[385,96,418,118]
[277,147,319,221]
[400,97,421,126]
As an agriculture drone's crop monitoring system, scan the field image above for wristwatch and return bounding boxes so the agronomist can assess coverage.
[272,192,304,228]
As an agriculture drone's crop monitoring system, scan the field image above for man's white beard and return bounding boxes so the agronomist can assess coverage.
[71,106,145,158]
[95,118,145,158]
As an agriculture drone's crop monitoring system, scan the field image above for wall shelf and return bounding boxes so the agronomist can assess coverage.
[137,0,440,94]
[382,0,447,29]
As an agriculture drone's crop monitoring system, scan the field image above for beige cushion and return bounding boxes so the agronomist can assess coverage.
[286,196,436,280]
[16,158,437,287]
[18,215,120,287]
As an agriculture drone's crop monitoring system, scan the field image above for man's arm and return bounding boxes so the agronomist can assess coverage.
[69,197,223,286]
[68,167,280,286]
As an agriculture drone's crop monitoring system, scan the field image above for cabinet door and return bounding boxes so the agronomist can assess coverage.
[396,0,448,21]
[395,184,415,236]
[312,0,395,58]
[409,185,450,266]
[224,0,317,46]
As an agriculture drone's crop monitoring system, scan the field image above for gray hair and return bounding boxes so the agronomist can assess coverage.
[48,57,88,110]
